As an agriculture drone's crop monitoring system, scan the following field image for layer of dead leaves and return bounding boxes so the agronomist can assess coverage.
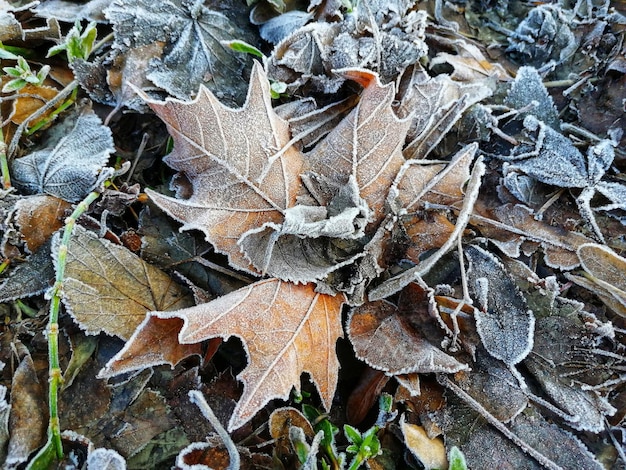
[1,0,626,469]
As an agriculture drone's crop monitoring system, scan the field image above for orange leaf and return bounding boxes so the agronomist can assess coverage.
[103,279,345,430]
[143,62,304,275]
[305,68,411,225]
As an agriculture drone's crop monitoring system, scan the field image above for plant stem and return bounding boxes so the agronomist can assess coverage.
[0,127,10,189]
[27,190,101,469]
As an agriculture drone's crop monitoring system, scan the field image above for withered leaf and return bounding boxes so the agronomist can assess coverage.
[524,308,616,432]
[347,290,468,375]
[11,108,114,203]
[6,355,47,468]
[503,66,559,129]
[465,244,534,366]
[472,202,594,269]
[0,386,9,464]
[401,418,447,470]
[86,448,127,470]
[144,62,304,277]
[0,239,54,302]
[103,279,345,431]
[55,225,194,340]
[305,68,411,225]
[105,0,256,103]
[573,243,626,316]
[10,194,71,253]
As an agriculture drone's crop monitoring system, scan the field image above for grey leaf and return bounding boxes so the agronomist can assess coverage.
[504,116,590,188]
[260,10,313,44]
[596,180,626,212]
[465,245,535,366]
[504,66,559,129]
[239,176,370,283]
[524,308,617,432]
[11,109,114,202]
[87,448,127,470]
[0,239,54,302]
[105,0,256,103]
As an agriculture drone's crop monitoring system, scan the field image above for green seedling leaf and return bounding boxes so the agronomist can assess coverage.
[448,446,468,470]
[344,425,362,446]
[222,39,264,58]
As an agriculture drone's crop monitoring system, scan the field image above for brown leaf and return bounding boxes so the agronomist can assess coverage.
[347,287,468,375]
[57,226,194,340]
[471,202,594,269]
[305,68,411,225]
[144,62,304,275]
[574,243,626,317]
[104,279,345,430]
[10,194,71,253]
[6,355,47,468]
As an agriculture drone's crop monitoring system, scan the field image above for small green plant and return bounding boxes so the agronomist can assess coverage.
[447,446,468,470]
[344,394,396,470]
[47,20,97,63]
[1,55,50,92]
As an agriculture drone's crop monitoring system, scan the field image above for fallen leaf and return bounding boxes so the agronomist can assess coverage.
[10,194,71,253]
[11,107,115,202]
[573,243,626,317]
[54,225,194,340]
[144,62,304,276]
[503,66,559,129]
[6,355,47,468]
[0,386,9,464]
[347,287,469,375]
[105,0,257,103]
[401,418,447,470]
[524,309,617,432]
[465,244,535,366]
[86,448,127,470]
[0,239,54,302]
[430,40,512,82]
[103,279,345,431]
[471,201,593,269]
[305,68,411,225]
[396,66,492,159]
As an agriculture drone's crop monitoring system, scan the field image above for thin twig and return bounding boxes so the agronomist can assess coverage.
[188,390,241,470]
[8,79,78,158]
[437,375,564,470]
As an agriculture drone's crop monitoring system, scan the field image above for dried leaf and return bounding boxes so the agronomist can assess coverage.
[347,289,468,375]
[471,202,593,269]
[103,279,345,431]
[305,68,411,225]
[401,418,447,470]
[6,355,47,468]
[55,226,194,340]
[11,108,114,202]
[0,239,54,302]
[10,194,71,253]
[523,309,616,432]
[0,385,9,464]
[86,448,127,470]
[105,0,256,102]
[144,62,304,276]
[574,243,626,316]
[396,66,492,159]
[465,244,534,366]
[430,41,511,82]
[503,66,559,129]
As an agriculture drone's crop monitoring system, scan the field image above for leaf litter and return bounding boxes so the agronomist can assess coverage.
[0,0,625,468]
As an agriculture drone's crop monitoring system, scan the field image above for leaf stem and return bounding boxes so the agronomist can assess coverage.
[0,127,10,189]
[27,189,101,469]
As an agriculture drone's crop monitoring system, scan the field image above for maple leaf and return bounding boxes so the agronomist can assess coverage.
[143,61,304,276]
[102,279,345,431]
